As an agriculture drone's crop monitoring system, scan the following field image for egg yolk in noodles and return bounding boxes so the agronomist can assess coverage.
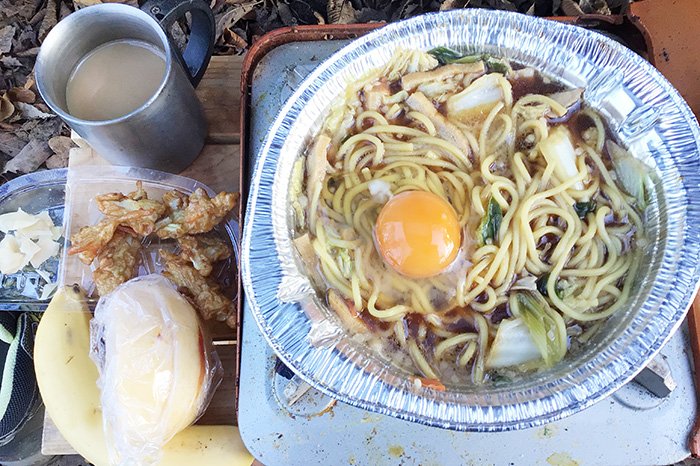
[375,191,461,278]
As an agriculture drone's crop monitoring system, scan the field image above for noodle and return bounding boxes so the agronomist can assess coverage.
[293,49,647,386]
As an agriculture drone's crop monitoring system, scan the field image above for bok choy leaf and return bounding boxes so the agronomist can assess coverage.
[511,291,567,367]
[605,140,651,210]
[485,318,541,369]
[478,196,502,246]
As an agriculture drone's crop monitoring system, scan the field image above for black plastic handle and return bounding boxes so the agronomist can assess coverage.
[141,0,215,87]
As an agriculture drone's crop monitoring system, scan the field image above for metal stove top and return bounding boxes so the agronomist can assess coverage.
[237,40,696,466]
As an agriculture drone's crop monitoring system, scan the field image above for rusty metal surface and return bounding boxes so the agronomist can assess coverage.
[237,34,697,464]
[629,0,700,117]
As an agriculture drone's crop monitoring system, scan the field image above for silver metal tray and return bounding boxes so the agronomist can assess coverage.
[241,10,700,431]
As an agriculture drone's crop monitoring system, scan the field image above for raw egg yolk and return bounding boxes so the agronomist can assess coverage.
[375,191,461,278]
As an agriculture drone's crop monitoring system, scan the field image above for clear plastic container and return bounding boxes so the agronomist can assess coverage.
[0,169,66,311]
[60,165,239,305]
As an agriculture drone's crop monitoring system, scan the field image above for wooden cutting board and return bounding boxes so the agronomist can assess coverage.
[42,54,246,456]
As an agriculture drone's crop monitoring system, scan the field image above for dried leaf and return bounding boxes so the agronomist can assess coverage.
[328,0,356,23]
[0,131,27,157]
[15,102,54,120]
[59,1,73,20]
[38,0,59,42]
[0,56,23,68]
[48,135,74,155]
[7,87,35,104]
[579,0,610,14]
[3,139,52,174]
[560,0,584,15]
[0,94,15,122]
[277,3,296,26]
[0,25,15,55]
[73,0,138,8]
[355,7,388,22]
[29,8,46,26]
[45,152,68,169]
[440,0,470,10]
[23,75,35,91]
[221,28,248,51]
[215,1,260,40]
[15,47,40,57]
[16,118,62,142]
[288,0,320,24]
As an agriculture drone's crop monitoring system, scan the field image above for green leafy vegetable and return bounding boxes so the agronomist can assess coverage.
[479,196,503,246]
[428,48,514,75]
[483,56,512,75]
[536,273,550,297]
[511,291,567,367]
[573,201,597,219]
[606,140,651,210]
[336,248,353,279]
[536,273,566,299]
[428,47,462,64]
[539,126,584,190]
[485,318,542,369]
[428,47,483,65]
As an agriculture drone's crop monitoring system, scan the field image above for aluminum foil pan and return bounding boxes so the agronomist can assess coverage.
[242,10,700,430]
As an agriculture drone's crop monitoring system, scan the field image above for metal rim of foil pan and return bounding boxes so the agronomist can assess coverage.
[242,10,700,431]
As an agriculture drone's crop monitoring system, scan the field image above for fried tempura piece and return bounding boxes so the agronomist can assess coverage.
[93,229,142,296]
[155,188,239,239]
[96,181,166,236]
[68,219,119,265]
[160,250,235,327]
[177,235,232,277]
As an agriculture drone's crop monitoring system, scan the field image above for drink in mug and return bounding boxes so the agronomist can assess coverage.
[35,3,215,172]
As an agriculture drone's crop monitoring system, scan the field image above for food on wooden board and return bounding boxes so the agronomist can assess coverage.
[90,275,222,465]
[155,188,239,239]
[34,284,253,466]
[66,181,238,327]
[161,250,236,328]
[0,208,62,299]
[92,228,141,296]
[177,234,232,277]
[95,181,166,236]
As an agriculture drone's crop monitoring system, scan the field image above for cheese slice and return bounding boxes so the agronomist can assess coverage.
[0,235,28,274]
[0,209,40,233]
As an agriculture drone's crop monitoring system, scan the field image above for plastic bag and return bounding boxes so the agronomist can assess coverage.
[89,274,223,466]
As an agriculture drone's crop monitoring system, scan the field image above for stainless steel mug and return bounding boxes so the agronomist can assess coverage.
[35,2,215,172]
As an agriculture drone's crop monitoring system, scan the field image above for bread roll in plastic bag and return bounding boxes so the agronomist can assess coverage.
[89,274,223,466]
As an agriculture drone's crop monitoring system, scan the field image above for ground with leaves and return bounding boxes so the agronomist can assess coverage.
[0,0,627,181]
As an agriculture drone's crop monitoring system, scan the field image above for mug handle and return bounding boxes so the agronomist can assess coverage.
[140,0,215,87]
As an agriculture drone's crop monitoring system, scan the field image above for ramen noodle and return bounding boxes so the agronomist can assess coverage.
[290,49,650,386]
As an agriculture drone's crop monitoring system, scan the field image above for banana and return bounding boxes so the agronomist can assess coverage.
[34,285,253,466]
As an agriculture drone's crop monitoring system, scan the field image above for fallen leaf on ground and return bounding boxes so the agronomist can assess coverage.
[0,25,15,55]
[328,0,357,23]
[73,0,138,8]
[38,0,59,42]
[48,135,74,155]
[215,1,260,39]
[7,87,35,104]
[15,102,54,120]
[45,152,68,169]
[0,56,23,68]
[2,139,52,174]
[0,132,26,157]
[0,94,15,122]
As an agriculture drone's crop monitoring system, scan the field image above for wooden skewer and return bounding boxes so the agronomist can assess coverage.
[687,292,700,457]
